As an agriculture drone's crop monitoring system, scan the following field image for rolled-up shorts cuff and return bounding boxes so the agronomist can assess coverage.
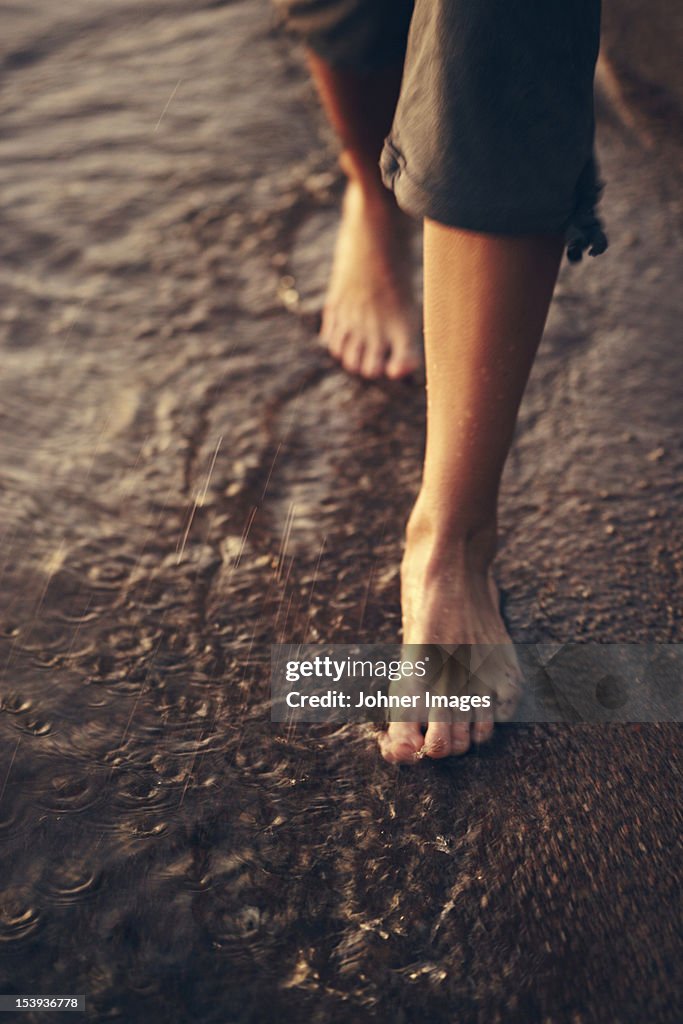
[380,136,608,262]
[381,136,571,236]
[381,0,607,261]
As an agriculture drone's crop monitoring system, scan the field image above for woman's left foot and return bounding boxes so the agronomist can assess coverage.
[379,523,523,763]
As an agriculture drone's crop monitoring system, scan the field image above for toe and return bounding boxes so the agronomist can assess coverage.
[360,334,387,379]
[325,320,347,362]
[379,723,424,764]
[341,335,365,376]
[450,722,471,755]
[423,720,452,759]
[319,305,336,346]
[385,333,421,380]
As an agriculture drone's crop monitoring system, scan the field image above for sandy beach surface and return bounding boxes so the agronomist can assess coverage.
[0,2,681,1021]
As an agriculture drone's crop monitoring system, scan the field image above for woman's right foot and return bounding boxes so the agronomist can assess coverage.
[320,179,422,380]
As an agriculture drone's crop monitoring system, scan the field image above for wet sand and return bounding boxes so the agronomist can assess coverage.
[0,2,681,1022]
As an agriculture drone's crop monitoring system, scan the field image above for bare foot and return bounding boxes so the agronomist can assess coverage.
[379,521,523,764]
[320,180,422,380]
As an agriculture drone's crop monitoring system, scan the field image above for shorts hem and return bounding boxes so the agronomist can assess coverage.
[380,136,608,261]
[380,137,571,237]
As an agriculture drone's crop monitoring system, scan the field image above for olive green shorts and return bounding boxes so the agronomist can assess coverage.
[275,0,607,261]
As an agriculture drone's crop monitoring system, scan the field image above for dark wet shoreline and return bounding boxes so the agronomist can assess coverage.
[0,2,682,1022]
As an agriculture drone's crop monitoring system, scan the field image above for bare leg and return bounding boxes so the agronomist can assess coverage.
[306,54,421,379]
[380,222,564,763]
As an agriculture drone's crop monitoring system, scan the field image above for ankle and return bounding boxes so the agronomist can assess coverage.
[404,505,498,576]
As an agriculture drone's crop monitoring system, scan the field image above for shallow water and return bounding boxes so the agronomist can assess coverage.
[0,2,682,1022]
